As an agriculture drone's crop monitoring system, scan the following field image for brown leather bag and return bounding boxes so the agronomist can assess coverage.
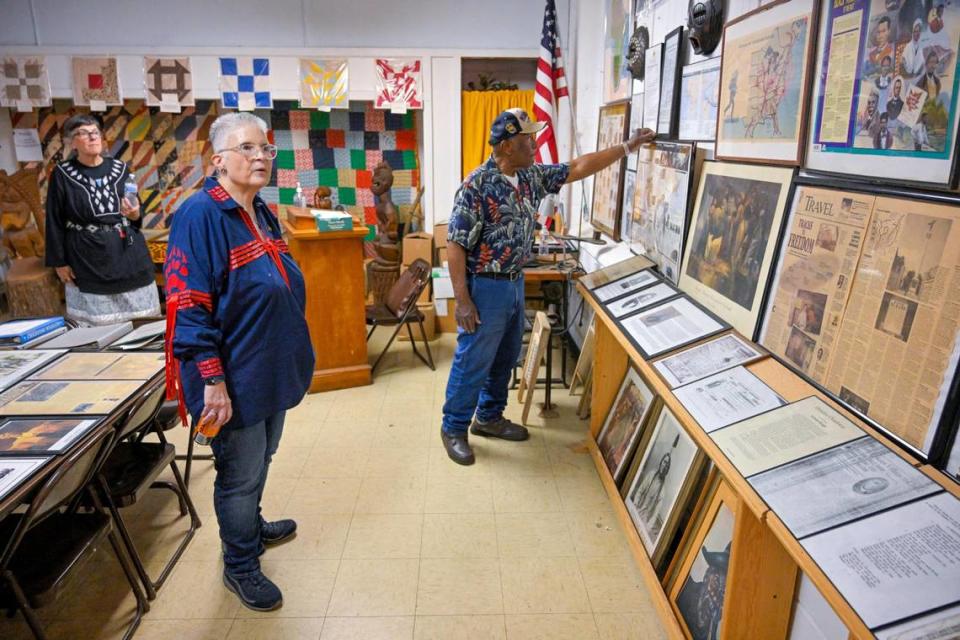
[385,258,430,319]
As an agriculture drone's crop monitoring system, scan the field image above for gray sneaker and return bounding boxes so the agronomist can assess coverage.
[223,569,283,612]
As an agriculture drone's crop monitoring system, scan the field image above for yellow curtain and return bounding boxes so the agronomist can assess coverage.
[461,89,535,179]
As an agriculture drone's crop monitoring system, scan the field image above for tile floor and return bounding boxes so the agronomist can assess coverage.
[0,334,667,639]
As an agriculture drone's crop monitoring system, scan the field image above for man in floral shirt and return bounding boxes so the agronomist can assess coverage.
[441,108,655,465]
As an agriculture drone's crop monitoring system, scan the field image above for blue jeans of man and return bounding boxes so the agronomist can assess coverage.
[210,410,285,576]
[442,275,525,435]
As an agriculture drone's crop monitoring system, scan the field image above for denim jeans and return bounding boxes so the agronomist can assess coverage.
[442,275,525,435]
[210,411,285,576]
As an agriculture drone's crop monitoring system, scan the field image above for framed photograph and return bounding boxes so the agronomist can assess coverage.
[0,456,52,502]
[629,141,696,283]
[580,255,656,290]
[679,161,795,339]
[716,0,818,164]
[0,350,66,392]
[760,177,960,460]
[603,0,633,104]
[596,367,658,484]
[679,58,721,142]
[622,296,729,359]
[0,380,145,416]
[593,268,659,303]
[643,43,663,130]
[606,281,681,319]
[658,26,684,137]
[0,417,103,455]
[653,332,765,388]
[591,100,632,240]
[806,0,960,187]
[624,405,705,565]
[31,352,165,381]
[669,478,738,640]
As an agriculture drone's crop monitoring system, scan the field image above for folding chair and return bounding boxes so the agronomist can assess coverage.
[365,258,435,374]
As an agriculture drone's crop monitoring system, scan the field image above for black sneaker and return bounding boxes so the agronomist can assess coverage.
[223,569,283,612]
[470,416,529,441]
[261,518,297,546]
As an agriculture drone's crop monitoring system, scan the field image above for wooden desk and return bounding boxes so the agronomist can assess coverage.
[282,219,372,392]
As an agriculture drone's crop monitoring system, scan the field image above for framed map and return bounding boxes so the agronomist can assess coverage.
[716,0,819,164]
[591,100,631,241]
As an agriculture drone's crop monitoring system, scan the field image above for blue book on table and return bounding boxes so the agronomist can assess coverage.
[0,317,67,345]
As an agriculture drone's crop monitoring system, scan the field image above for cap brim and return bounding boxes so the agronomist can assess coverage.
[521,121,548,135]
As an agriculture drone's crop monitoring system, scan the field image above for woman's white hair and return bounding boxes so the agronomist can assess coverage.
[210,112,268,152]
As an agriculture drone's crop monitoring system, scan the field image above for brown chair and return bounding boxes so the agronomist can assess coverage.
[366,258,435,374]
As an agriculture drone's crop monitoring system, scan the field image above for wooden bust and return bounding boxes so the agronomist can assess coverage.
[313,186,333,210]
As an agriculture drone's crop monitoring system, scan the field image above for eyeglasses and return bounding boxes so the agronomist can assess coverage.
[220,143,278,160]
[72,129,102,140]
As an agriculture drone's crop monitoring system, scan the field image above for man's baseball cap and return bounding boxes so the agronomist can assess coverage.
[488,108,547,145]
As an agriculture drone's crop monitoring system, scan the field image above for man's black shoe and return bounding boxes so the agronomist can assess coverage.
[261,518,297,546]
[470,416,529,441]
[223,569,283,612]
[442,431,475,465]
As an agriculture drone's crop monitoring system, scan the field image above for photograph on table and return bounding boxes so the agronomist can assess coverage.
[0,417,102,455]
[654,332,765,388]
[644,43,663,130]
[622,296,729,359]
[31,352,165,381]
[657,26,685,137]
[623,405,705,565]
[751,436,941,539]
[0,350,65,392]
[580,255,656,290]
[0,380,144,416]
[603,0,633,104]
[629,141,695,283]
[802,492,960,630]
[593,268,660,303]
[679,58,721,141]
[673,365,786,433]
[716,0,818,164]
[596,366,658,484]
[679,161,794,338]
[0,456,51,501]
[668,478,738,640]
[606,282,681,319]
[807,0,960,186]
[591,100,631,240]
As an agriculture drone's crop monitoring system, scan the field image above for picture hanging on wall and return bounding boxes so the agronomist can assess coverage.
[657,26,685,137]
[219,57,272,111]
[679,57,721,141]
[374,58,423,112]
[679,161,795,338]
[71,57,122,108]
[299,58,349,110]
[142,57,194,111]
[643,43,663,130]
[603,0,634,103]
[806,0,960,186]
[716,0,819,164]
[0,57,52,110]
[591,100,631,241]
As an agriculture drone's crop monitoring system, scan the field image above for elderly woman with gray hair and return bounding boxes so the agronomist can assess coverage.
[45,113,160,324]
[164,112,314,611]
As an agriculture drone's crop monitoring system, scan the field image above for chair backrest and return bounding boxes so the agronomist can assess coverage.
[117,382,167,440]
[385,258,431,319]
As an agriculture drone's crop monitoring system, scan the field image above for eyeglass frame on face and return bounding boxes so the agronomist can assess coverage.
[218,143,278,160]
[72,127,102,140]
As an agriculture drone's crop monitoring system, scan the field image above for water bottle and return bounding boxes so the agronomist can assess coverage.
[538,226,549,257]
[294,182,306,209]
[193,413,221,446]
[123,174,138,208]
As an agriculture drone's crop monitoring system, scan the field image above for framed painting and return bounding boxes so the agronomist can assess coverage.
[0,416,103,455]
[596,366,658,484]
[591,100,632,240]
[716,0,819,164]
[603,0,633,103]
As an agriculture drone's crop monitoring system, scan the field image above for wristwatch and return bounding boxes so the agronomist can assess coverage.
[204,376,225,386]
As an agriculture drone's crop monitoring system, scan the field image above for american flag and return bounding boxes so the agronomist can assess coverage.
[534,0,568,165]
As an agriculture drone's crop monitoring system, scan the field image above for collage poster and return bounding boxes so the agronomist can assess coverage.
[592,102,629,240]
[810,0,960,182]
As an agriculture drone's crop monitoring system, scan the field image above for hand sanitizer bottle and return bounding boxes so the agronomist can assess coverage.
[295,182,306,209]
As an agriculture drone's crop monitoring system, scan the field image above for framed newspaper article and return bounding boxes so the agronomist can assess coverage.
[716,0,820,165]
[759,176,960,460]
[591,100,631,241]
[805,0,960,187]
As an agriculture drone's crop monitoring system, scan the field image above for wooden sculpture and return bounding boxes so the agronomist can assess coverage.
[0,168,63,317]
[313,186,333,209]
[368,161,401,303]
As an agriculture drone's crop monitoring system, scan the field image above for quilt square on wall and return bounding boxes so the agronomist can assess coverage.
[1,57,51,109]
[219,57,271,111]
[299,58,348,110]
[72,57,122,106]
[143,57,194,108]
[374,58,423,111]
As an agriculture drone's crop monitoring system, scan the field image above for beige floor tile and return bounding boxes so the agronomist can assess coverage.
[486,440,554,476]
[424,474,494,513]
[495,512,576,557]
[315,420,377,448]
[148,561,241,619]
[554,475,612,512]
[327,558,420,616]
[594,612,667,640]
[426,442,494,480]
[420,513,498,558]
[366,446,430,477]
[373,418,433,448]
[578,558,653,613]
[266,445,311,479]
[275,513,352,559]
[135,619,231,640]
[504,613,599,640]
[320,616,415,639]
[500,558,591,615]
[355,475,427,514]
[546,441,598,477]
[301,446,371,478]
[414,615,507,640]
[416,558,503,615]
[564,511,631,559]
[285,477,361,514]
[492,475,562,513]
[261,476,298,515]
[235,558,338,618]
[343,513,424,558]
[226,617,325,639]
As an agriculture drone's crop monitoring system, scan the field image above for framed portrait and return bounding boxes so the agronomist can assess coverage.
[0,456,52,502]
[806,0,960,187]
[629,141,696,283]
[591,100,632,240]
[603,0,633,103]
[669,479,739,640]
[658,26,685,137]
[622,296,729,360]
[624,405,706,566]
[643,43,663,130]
[0,416,103,455]
[679,161,795,339]
[593,267,660,303]
[596,367,658,484]
[716,0,819,164]
[679,58,721,142]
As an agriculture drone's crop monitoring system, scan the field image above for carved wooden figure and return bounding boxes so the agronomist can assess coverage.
[368,162,401,303]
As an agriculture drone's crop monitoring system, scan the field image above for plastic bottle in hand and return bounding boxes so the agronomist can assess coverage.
[123,174,138,208]
[193,413,222,446]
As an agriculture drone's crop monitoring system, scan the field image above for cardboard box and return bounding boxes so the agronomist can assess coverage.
[314,209,353,232]
[398,301,437,341]
[402,232,433,267]
[434,224,448,249]
[435,298,459,333]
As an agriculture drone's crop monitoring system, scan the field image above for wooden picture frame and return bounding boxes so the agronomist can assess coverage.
[596,366,658,484]
[518,311,551,425]
[570,319,596,396]
[591,100,632,241]
[715,0,820,165]
[657,26,684,138]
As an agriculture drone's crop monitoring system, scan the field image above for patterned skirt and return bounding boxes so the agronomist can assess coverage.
[65,282,161,326]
